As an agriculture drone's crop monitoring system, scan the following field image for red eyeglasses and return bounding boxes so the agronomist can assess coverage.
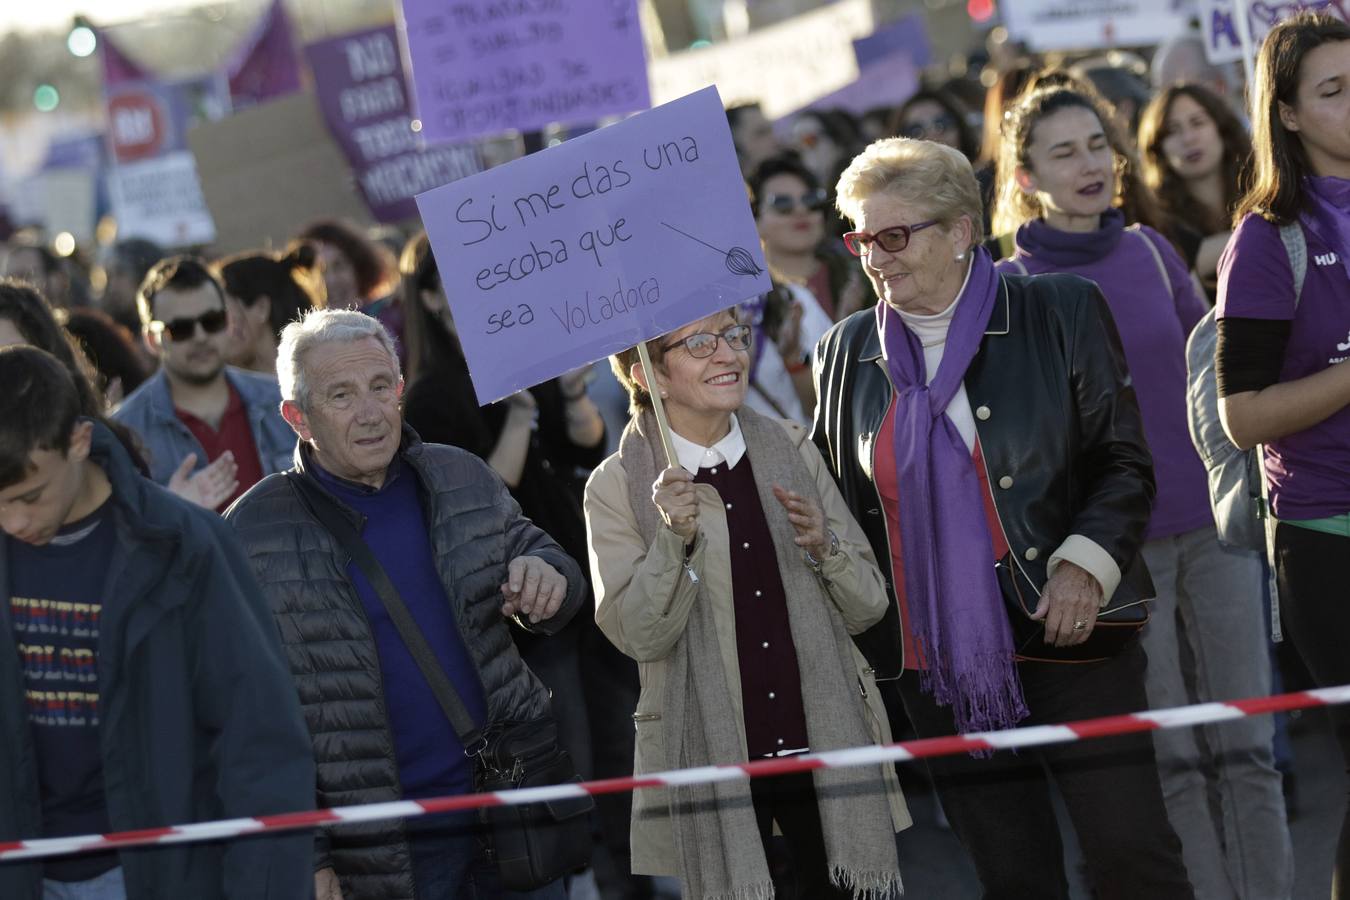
[842,220,939,257]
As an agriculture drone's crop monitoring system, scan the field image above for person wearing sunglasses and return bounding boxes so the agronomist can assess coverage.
[112,257,296,512]
[814,137,1194,899]
[584,308,909,898]
[749,154,868,323]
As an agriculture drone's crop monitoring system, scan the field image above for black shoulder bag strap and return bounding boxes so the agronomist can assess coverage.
[286,472,485,753]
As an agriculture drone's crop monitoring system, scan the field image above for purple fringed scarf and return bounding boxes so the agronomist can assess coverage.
[877,247,1029,735]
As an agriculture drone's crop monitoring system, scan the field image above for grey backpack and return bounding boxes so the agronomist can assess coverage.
[1184,223,1307,553]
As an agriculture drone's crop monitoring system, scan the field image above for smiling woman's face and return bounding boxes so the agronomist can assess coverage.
[1017,106,1116,228]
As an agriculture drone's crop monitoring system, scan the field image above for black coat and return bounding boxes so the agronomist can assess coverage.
[811,272,1156,678]
[224,426,584,900]
[0,424,316,900]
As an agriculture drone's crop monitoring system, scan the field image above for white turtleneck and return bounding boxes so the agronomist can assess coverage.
[894,265,977,451]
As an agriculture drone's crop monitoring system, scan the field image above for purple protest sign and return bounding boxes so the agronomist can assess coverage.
[306,25,484,222]
[416,86,770,405]
[398,0,651,144]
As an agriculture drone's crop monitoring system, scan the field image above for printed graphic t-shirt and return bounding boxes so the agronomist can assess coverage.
[7,502,118,881]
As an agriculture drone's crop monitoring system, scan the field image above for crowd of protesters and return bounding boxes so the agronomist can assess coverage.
[1,11,1348,900]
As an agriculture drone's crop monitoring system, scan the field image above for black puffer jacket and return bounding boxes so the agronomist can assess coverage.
[225,426,584,900]
[811,272,1156,678]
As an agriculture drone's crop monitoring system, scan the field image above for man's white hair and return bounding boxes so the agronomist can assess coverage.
[276,308,401,410]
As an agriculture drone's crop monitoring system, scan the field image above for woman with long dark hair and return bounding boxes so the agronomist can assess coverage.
[1139,84,1253,299]
[1217,13,1350,892]
[215,243,325,374]
[992,85,1291,899]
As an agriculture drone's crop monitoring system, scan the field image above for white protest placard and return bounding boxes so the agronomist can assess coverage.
[1201,0,1349,64]
[1001,0,1191,50]
[416,86,772,405]
[107,151,216,247]
[648,0,874,118]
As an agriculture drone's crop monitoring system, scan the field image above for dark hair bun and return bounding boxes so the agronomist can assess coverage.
[286,241,320,272]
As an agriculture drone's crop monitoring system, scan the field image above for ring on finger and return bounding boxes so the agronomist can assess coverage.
[1072,620,1087,631]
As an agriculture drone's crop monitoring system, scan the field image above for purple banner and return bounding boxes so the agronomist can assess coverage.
[398,0,651,144]
[416,86,770,405]
[306,25,484,223]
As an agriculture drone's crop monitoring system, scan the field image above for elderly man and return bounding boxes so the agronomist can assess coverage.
[225,309,583,900]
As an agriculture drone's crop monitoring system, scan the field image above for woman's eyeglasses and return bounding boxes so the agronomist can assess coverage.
[660,324,753,359]
[763,189,829,215]
[899,114,957,140]
[149,309,230,342]
[842,220,939,257]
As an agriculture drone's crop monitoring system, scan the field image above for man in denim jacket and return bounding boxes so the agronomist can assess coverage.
[113,257,294,511]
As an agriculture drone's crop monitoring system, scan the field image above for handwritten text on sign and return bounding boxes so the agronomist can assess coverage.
[416,87,771,405]
[399,0,651,144]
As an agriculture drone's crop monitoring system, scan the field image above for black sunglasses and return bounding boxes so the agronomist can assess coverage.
[764,189,829,215]
[150,309,229,342]
[899,114,957,140]
[660,324,753,359]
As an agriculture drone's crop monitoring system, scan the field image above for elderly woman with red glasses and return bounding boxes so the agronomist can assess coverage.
[812,137,1194,899]
[583,307,909,899]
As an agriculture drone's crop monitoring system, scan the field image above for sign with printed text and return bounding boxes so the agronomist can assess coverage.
[104,74,228,247]
[398,0,651,144]
[416,86,771,405]
[648,0,874,118]
[306,25,485,222]
[1001,0,1191,49]
[1201,0,1349,64]
[107,151,217,247]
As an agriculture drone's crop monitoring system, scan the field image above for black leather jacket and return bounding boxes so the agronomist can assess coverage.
[811,272,1156,678]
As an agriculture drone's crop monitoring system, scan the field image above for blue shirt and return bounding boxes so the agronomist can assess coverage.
[7,503,118,882]
[315,459,488,799]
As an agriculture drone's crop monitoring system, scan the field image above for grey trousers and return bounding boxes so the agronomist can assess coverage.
[1141,526,1292,900]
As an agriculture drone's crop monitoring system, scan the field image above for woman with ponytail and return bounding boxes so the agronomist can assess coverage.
[992,84,1290,900]
[1217,14,1350,893]
[215,243,325,375]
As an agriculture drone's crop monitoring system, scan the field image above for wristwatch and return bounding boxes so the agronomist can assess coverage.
[803,529,840,570]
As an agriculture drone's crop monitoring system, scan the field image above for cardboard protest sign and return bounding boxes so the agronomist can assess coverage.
[416,86,771,405]
[1201,0,1349,64]
[398,0,651,144]
[1001,0,1190,50]
[306,25,485,223]
[648,0,874,118]
[188,92,373,254]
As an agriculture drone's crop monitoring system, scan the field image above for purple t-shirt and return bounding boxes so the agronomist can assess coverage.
[1217,213,1350,520]
[999,226,1213,540]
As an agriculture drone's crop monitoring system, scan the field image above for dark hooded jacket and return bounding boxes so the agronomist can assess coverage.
[224,425,584,900]
[0,422,316,900]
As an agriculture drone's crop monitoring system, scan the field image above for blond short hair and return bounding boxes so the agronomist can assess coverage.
[835,138,985,248]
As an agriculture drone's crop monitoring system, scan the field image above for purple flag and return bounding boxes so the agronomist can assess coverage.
[398,0,651,144]
[97,28,148,87]
[228,0,303,108]
[306,25,484,222]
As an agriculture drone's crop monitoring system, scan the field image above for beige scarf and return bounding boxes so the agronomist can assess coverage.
[620,406,902,900]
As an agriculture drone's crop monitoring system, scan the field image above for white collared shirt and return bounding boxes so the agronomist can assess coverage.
[670,414,747,473]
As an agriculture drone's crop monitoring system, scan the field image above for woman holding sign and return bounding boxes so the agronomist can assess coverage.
[1217,13,1350,891]
[812,137,1194,899]
[583,308,908,899]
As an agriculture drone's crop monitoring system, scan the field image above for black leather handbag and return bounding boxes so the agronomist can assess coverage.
[289,474,595,890]
[996,554,1150,663]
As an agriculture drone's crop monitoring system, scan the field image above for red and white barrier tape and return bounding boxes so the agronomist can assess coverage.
[5,683,1348,863]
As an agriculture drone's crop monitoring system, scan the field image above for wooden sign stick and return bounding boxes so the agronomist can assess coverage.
[635,341,679,469]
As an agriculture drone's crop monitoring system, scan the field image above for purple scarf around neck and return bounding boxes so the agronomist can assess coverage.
[877,247,1029,735]
[1302,175,1350,283]
[1015,208,1127,267]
